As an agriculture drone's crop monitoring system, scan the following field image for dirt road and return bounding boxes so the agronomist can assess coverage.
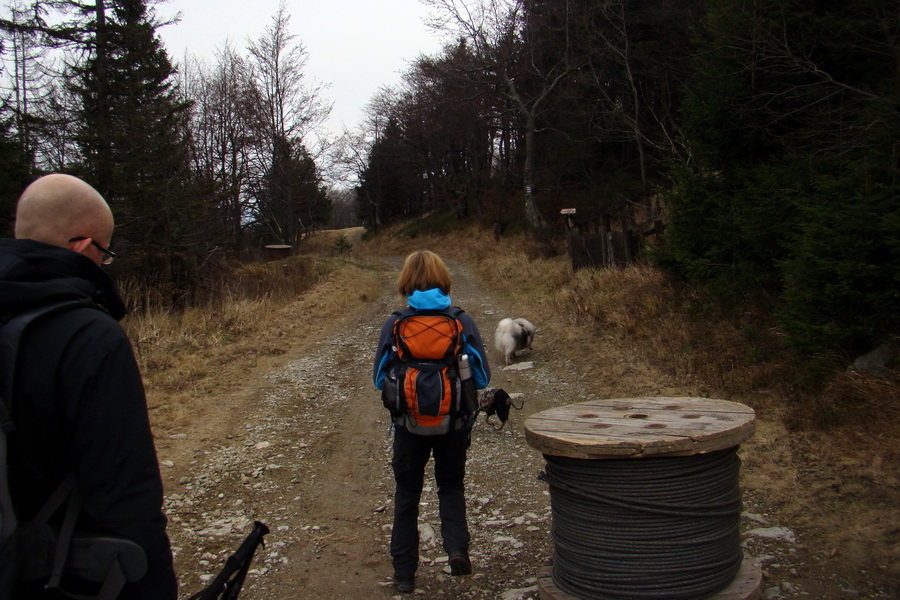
[153,256,893,600]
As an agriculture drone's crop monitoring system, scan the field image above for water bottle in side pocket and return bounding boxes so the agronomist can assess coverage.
[457,354,478,414]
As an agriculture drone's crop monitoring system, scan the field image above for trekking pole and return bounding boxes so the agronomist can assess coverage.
[187,521,270,600]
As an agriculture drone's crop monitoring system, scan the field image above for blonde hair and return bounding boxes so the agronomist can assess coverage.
[396,250,452,297]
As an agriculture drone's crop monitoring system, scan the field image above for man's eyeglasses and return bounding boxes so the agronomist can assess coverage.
[69,236,116,265]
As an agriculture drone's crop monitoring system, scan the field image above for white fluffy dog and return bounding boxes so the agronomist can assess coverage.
[494,318,535,365]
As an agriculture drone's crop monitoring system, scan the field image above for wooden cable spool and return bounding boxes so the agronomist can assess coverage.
[525,397,763,600]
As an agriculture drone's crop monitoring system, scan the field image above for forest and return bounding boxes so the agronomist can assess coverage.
[0,0,898,368]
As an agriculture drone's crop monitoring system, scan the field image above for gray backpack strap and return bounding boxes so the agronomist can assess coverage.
[41,473,81,591]
[1,299,103,408]
[58,536,147,600]
[94,561,127,600]
[0,299,133,599]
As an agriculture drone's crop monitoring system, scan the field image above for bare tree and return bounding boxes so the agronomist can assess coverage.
[326,186,359,229]
[344,86,399,229]
[244,1,332,245]
[185,44,256,254]
[427,0,586,230]
[577,1,697,201]
[0,0,83,169]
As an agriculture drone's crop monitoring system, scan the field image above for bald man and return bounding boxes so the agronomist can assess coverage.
[14,173,117,265]
[0,174,177,599]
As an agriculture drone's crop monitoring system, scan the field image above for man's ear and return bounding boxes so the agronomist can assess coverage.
[68,237,92,254]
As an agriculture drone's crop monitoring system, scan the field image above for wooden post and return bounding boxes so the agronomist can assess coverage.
[561,208,578,272]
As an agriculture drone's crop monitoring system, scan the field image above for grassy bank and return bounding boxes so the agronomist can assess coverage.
[359,219,898,438]
[123,247,382,431]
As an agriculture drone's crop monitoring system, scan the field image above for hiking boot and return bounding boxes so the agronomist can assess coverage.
[448,552,472,576]
[394,574,415,593]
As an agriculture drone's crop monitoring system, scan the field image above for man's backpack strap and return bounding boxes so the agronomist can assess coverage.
[24,478,132,600]
[0,298,134,599]
[53,535,147,600]
[90,559,127,600]
[0,299,105,412]
[40,473,81,591]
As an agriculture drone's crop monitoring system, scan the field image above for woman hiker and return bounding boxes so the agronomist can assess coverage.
[373,250,491,594]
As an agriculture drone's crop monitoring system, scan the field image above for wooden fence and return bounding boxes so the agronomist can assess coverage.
[564,213,664,271]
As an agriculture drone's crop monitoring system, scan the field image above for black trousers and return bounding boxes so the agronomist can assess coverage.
[390,424,472,579]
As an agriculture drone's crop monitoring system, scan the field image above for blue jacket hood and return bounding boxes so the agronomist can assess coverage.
[407,288,452,310]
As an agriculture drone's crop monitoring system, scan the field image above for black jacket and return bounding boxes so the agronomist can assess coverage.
[0,239,177,600]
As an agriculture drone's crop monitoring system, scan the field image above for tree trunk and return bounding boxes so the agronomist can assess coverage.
[522,114,547,230]
[93,0,111,191]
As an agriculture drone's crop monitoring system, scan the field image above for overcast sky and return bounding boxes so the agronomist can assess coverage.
[157,0,447,138]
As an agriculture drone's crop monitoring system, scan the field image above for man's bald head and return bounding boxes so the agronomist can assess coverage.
[14,174,114,249]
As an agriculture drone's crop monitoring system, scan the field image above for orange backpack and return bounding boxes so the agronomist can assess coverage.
[384,307,474,435]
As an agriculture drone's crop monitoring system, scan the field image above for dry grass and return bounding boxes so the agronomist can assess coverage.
[122,249,382,432]
[361,221,805,405]
[295,227,366,257]
[560,265,799,401]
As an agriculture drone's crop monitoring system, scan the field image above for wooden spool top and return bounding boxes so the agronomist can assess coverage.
[525,396,756,459]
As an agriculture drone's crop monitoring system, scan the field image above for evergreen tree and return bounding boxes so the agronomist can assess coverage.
[356,117,420,228]
[0,118,34,236]
[69,0,197,290]
[391,43,496,220]
[661,0,900,360]
[255,137,331,245]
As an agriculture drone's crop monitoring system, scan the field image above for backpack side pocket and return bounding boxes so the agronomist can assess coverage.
[382,370,404,418]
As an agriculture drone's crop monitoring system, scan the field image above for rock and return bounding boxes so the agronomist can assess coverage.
[745,526,797,543]
[501,585,539,600]
[503,361,534,371]
[848,340,899,376]
[418,522,436,547]
[742,511,767,524]
[493,535,524,548]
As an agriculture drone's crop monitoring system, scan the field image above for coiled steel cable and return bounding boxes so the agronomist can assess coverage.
[538,447,744,600]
